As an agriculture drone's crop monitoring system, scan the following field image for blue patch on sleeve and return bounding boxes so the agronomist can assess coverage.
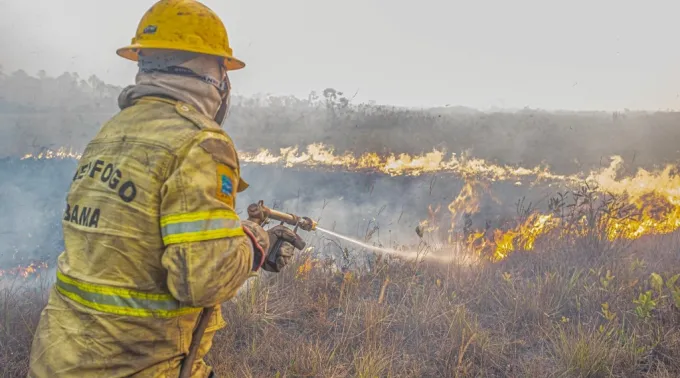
[221,174,233,195]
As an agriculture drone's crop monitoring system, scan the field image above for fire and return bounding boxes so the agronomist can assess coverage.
[466,213,560,261]
[19,145,680,263]
[21,144,572,183]
[239,143,574,182]
[446,156,680,261]
[21,147,82,160]
[0,261,49,279]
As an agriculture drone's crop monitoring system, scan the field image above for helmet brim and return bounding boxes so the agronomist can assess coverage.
[116,43,246,71]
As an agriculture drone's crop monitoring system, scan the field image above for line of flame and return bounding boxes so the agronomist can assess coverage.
[439,155,680,261]
[17,144,680,264]
[20,144,578,184]
[0,261,49,279]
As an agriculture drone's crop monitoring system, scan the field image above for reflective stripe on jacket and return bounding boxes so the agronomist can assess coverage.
[54,270,203,318]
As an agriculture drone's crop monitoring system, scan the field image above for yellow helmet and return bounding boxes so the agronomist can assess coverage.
[116,0,245,70]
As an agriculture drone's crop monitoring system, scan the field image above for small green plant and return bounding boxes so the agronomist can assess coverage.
[650,272,664,295]
[666,273,680,309]
[630,258,646,272]
[600,270,615,290]
[667,273,680,289]
[672,290,680,310]
[633,291,656,320]
[600,302,616,322]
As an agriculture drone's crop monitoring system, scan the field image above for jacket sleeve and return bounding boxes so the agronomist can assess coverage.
[159,132,263,307]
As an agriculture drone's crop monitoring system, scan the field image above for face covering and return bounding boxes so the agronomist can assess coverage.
[138,51,232,127]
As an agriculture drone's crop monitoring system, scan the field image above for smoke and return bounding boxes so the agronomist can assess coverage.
[0,154,564,272]
[0,158,76,268]
[2,70,680,273]
[3,70,680,175]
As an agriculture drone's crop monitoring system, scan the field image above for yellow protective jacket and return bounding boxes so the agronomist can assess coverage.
[28,96,263,378]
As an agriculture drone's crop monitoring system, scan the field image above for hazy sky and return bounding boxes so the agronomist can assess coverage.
[2,0,680,111]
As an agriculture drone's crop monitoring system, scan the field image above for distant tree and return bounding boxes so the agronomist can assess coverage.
[321,87,351,127]
[87,75,103,90]
[323,88,349,110]
[11,69,29,79]
[307,90,320,106]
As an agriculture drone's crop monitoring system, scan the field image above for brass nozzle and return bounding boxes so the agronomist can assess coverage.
[247,201,317,232]
[300,217,317,231]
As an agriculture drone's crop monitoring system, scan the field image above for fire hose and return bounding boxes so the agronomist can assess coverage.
[178,201,316,378]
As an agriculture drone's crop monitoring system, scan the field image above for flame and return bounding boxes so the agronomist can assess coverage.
[0,261,49,279]
[451,156,680,261]
[20,144,572,183]
[238,143,573,182]
[467,213,560,261]
[587,156,680,239]
[21,147,82,160]
[18,145,680,263]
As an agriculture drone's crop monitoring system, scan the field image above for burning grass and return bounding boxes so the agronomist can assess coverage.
[2,226,680,377]
[4,151,680,377]
[22,146,680,262]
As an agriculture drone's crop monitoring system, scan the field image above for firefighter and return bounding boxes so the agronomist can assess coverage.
[27,1,305,377]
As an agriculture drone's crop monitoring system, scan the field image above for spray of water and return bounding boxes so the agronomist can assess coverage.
[315,226,456,263]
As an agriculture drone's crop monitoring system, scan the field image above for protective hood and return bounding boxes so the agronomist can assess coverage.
[118,70,223,119]
[118,53,227,122]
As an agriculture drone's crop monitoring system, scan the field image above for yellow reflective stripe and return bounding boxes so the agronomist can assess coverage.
[160,209,245,245]
[162,227,245,245]
[57,270,174,300]
[160,209,240,227]
[55,271,202,319]
[55,286,200,318]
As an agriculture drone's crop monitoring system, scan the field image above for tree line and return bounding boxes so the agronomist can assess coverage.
[2,67,679,174]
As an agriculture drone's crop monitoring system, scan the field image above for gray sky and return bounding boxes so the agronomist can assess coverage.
[2,0,680,111]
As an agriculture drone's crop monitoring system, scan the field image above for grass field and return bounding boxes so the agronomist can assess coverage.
[1,70,680,377]
[2,219,680,377]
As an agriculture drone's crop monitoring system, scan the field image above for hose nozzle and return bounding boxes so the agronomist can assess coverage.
[247,200,317,231]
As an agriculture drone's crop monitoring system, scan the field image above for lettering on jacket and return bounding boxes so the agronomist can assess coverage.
[63,203,101,228]
[72,159,138,203]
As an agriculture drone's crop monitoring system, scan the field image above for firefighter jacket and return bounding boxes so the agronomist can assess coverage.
[27,95,263,378]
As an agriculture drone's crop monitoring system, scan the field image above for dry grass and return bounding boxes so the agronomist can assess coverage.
[0,275,51,378]
[3,70,680,377]
[3,230,679,378]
